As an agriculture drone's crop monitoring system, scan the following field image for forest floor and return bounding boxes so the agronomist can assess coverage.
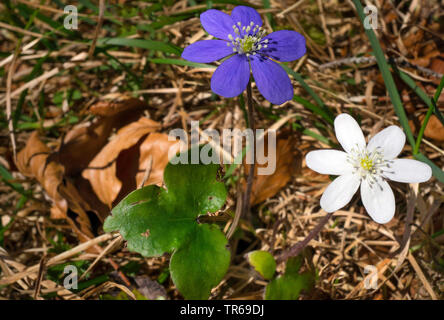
[0,0,443,300]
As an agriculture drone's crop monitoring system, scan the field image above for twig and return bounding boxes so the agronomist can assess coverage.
[276,0,306,18]
[319,55,443,78]
[88,0,106,58]
[0,233,116,286]
[138,155,153,188]
[33,255,46,300]
[0,67,60,106]
[6,47,20,162]
[278,211,334,262]
[227,191,243,240]
[390,187,416,258]
[79,235,123,281]
[407,253,438,300]
[0,21,43,38]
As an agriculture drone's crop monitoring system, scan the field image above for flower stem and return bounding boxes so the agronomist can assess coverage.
[277,211,334,262]
[241,80,256,219]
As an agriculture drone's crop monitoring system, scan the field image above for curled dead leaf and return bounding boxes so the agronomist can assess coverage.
[58,96,146,176]
[16,132,68,215]
[16,132,96,242]
[82,117,180,208]
[15,96,159,244]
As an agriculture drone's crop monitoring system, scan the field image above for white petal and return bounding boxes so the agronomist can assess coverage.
[367,125,406,159]
[384,159,432,183]
[305,150,353,175]
[334,114,366,154]
[360,177,395,224]
[320,173,361,213]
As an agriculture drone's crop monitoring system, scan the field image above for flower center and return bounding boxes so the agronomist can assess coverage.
[347,146,394,188]
[360,156,374,171]
[242,37,255,53]
[226,21,268,57]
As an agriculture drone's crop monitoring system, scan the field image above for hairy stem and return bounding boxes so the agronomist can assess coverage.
[278,211,334,262]
[241,80,256,219]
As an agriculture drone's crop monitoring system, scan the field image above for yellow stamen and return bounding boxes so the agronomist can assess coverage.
[242,38,255,53]
[360,156,374,171]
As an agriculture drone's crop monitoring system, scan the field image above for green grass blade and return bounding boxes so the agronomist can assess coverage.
[433,75,444,102]
[149,58,215,69]
[98,38,182,55]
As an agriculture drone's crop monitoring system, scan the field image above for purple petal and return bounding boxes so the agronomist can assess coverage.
[182,40,233,63]
[261,30,306,62]
[200,9,234,40]
[250,55,293,105]
[231,6,262,29]
[211,54,250,98]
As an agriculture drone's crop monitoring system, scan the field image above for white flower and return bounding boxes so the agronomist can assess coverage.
[305,113,432,224]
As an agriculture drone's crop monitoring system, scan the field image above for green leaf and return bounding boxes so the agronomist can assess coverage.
[104,147,229,299]
[247,250,276,280]
[171,224,230,299]
[265,256,315,300]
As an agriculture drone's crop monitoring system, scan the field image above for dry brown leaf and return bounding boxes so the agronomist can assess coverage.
[419,114,444,142]
[82,117,179,208]
[16,132,96,242]
[409,114,444,142]
[429,54,444,76]
[15,97,176,243]
[16,131,67,215]
[58,96,146,176]
[136,133,181,188]
[89,94,146,117]
[245,133,301,206]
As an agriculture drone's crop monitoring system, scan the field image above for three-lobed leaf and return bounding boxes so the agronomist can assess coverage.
[104,148,229,299]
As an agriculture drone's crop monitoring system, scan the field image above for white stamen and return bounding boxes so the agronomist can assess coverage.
[346,145,393,188]
[227,22,269,57]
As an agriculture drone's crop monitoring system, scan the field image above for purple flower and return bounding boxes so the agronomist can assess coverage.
[181,6,306,105]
